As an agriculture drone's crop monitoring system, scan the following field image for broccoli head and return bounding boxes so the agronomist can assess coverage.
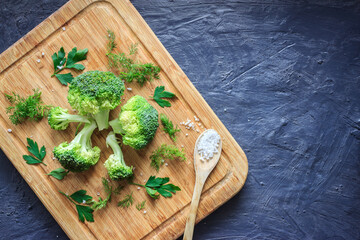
[104,131,133,180]
[109,95,159,150]
[67,71,125,130]
[53,118,100,172]
[48,106,90,130]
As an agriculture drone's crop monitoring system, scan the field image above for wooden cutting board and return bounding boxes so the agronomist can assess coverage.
[0,0,248,239]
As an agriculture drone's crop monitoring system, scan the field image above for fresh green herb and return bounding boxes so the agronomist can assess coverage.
[59,191,94,223]
[151,86,176,108]
[136,200,146,211]
[47,168,69,180]
[51,47,88,85]
[160,113,180,141]
[131,176,181,199]
[90,178,122,211]
[23,138,46,166]
[5,89,51,125]
[150,144,186,171]
[117,192,134,208]
[106,30,160,86]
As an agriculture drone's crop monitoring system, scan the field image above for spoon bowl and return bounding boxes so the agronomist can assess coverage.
[183,129,222,240]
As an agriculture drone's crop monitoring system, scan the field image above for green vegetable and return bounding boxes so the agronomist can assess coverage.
[59,190,94,223]
[160,113,180,141]
[117,192,134,208]
[47,168,69,180]
[131,176,181,199]
[5,89,51,125]
[151,86,175,108]
[106,30,161,86]
[150,144,186,171]
[90,178,122,211]
[23,138,46,166]
[53,118,100,172]
[109,95,159,150]
[136,200,146,211]
[104,131,134,180]
[51,47,88,85]
[67,70,125,130]
[48,106,90,130]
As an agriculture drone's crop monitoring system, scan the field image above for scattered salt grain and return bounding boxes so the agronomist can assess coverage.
[82,200,86,204]
[42,52,45,56]
[137,187,140,190]
[143,210,147,214]
[140,172,143,176]
[52,157,56,160]
[197,129,221,161]
[62,27,66,31]
[51,90,54,92]
[196,129,199,133]
[181,145,184,148]
[97,192,100,196]
[143,180,146,183]
[185,133,188,137]
[165,163,168,166]
[36,59,40,63]
[57,65,63,70]
[224,108,227,112]
[194,116,199,122]
[7,129,12,133]
[127,88,132,91]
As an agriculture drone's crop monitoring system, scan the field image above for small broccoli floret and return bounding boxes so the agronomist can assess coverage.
[109,95,159,150]
[67,71,125,130]
[104,131,133,180]
[53,119,100,172]
[48,106,90,130]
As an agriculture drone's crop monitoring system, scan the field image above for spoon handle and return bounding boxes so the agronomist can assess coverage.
[183,176,206,240]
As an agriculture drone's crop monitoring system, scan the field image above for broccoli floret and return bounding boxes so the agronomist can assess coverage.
[53,119,100,172]
[104,131,133,180]
[67,71,125,130]
[48,106,90,130]
[109,95,159,149]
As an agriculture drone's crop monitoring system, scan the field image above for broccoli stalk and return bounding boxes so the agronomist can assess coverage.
[48,106,90,130]
[53,119,100,172]
[92,109,110,131]
[104,131,133,180]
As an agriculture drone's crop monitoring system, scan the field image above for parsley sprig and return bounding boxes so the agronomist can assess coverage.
[160,113,181,141]
[51,47,88,85]
[131,176,181,199]
[5,89,51,125]
[106,30,161,86]
[150,144,186,171]
[23,138,46,165]
[151,86,176,108]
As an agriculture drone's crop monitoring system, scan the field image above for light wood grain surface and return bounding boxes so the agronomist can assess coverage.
[0,0,248,239]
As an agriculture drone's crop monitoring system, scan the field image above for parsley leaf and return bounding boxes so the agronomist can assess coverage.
[23,138,46,166]
[131,176,181,199]
[151,86,175,108]
[70,190,93,204]
[136,200,146,211]
[117,192,134,208]
[66,47,88,70]
[5,89,52,125]
[51,47,88,85]
[47,168,69,180]
[76,205,94,223]
[160,113,180,141]
[55,73,73,85]
[150,144,186,171]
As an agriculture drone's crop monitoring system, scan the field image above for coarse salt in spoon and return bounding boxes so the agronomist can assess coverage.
[183,129,222,240]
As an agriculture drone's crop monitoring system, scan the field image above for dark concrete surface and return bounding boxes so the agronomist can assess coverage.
[1,0,360,239]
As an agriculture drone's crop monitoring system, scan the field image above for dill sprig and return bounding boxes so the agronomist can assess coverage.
[117,192,134,208]
[136,200,146,211]
[150,144,186,171]
[106,30,161,86]
[160,113,181,141]
[5,89,52,125]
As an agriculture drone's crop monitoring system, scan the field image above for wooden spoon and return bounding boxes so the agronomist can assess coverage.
[183,129,222,240]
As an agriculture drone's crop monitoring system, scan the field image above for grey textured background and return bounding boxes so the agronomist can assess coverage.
[1,0,360,239]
